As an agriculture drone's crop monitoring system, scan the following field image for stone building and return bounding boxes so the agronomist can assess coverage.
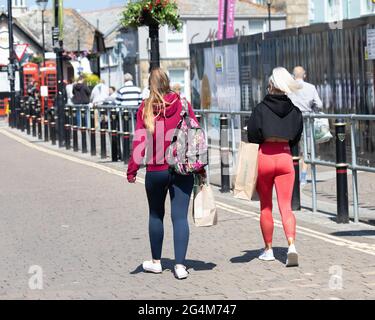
[271,0,311,28]
[83,0,286,99]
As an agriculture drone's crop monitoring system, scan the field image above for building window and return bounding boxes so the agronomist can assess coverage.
[327,0,344,21]
[361,0,375,15]
[169,69,186,95]
[100,53,109,68]
[249,20,265,35]
[166,24,186,58]
[100,49,120,68]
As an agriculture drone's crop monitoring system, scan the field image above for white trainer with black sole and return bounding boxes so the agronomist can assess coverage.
[286,244,299,267]
[142,260,163,274]
[174,265,189,280]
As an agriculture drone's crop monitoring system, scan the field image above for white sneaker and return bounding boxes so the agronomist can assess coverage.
[142,260,162,274]
[174,265,189,280]
[286,244,299,267]
[258,249,275,261]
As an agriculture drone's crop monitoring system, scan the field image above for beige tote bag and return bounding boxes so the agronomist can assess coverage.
[233,142,259,201]
[193,177,218,227]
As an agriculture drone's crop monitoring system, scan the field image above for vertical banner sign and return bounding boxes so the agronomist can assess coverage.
[58,0,64,41]
[217,0,226,40]
[53,0,64,41]
[226,0,236,39]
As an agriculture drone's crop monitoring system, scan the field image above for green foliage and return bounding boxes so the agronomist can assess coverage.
[122,0,182,31]
[82,73,101,87]
[30,55,43,65]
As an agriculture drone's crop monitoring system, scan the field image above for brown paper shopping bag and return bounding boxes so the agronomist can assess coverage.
[193,177,218,227]
[233,142,259,201]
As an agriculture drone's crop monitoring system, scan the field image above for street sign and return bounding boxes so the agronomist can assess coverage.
[0,66,8,72]
[40,86,49,97]
[52,27,60,47]
[14,43,29,62]
[366,29,375,60]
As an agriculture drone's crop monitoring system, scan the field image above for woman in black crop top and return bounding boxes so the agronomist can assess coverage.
[247,67,303,268]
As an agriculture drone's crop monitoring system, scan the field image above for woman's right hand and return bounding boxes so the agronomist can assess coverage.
[127,176,136,184]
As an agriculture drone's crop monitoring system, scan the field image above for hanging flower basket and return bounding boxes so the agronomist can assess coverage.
[121,0,182,31]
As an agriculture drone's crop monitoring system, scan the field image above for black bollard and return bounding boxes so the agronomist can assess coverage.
[72,108,79,152]
[64,107,71,150]
[20,112,25,132]
[50,107,56,145]
[90,108,96,156]
[110,109,118,162]
[44,104,49,142]
[32,115,37,137]
[26,114,31,135]
[37,117,42,139]
[122,109,131,164]
[31,100,37,137]
[220,114,230,193]
[51,122,56,145]
[36,100,42,140]
[100,109,107,159]
[81,107,88,154]
[17,97,23,130]
[90,109,96,157]
[335,120,349,224]
[291,144,301,211]
[20,98,25,132]
[116,111,122,161]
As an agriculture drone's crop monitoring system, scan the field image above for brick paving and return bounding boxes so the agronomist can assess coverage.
[0,122,375,300]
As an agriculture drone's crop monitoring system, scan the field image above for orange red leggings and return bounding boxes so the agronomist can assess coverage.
[256,142,296,244]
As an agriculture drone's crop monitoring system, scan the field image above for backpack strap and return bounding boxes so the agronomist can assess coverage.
[180,98,192,129]
[180,98,189,116]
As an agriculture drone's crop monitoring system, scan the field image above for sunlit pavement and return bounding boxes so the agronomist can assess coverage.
[1,122,375,300]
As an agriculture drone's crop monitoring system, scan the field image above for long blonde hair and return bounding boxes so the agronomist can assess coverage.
[269,67,302,94]
[143,68,171,133]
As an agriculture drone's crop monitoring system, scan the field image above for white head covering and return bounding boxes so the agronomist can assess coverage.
[269,67,302,94]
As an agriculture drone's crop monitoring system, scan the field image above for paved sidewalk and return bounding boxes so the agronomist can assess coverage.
[1,123,375,300]
[302,168,375,225]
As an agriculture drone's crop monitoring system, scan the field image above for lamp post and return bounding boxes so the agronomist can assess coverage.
[115,36,124,88]
[53,0,65,148]
[267,0,272,32]
[36,0,49,66]
[7,0,16,128]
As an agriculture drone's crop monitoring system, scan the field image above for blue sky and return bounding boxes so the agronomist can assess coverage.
[0,0,126,12]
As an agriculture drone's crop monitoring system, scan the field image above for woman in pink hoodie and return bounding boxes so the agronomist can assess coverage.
[127,68,199,280]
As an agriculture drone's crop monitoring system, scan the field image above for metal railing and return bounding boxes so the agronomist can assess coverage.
[14,98,375,223]
[303,113,375,223]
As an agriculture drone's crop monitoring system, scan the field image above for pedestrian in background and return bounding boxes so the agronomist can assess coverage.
[66,79,75,105]
[90,80,110,106]
[72,76,91,105]
[116,73,142,107]
[109,86,117,98]
[247,67,303,267]
[288,66,323,185]
[127,68,199,280]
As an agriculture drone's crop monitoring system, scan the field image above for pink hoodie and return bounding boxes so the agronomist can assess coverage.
[126,92,199,181]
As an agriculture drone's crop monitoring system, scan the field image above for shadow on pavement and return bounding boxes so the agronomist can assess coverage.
[230,247,288,264]
[130,259,217,275]
[330,230,375,237]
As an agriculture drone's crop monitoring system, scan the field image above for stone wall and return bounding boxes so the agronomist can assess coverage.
[273,0,310,28]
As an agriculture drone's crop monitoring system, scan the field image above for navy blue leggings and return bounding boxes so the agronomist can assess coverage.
[145,170,194,265]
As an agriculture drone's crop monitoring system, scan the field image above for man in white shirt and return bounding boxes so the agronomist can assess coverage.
[289,66,323,185]
[90,80,110,106]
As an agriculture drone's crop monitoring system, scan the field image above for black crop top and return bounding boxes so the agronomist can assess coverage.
[247,94,303,147]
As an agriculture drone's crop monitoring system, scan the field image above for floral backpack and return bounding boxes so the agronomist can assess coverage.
[166,99,208,175]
